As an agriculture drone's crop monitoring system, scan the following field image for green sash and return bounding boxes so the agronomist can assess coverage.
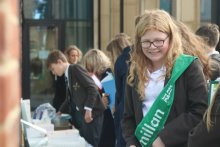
[208,80,220,105]
[135,54,196,147]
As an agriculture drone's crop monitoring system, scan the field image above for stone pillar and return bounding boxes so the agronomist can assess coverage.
[124,0,140,37]
[172,0,200,31]
[0,0,21,147]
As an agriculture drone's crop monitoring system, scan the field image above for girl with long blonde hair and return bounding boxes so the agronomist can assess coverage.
[121,9,208,147]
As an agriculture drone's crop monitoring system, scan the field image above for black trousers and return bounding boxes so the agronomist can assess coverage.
[69,107,83,130]
[80,114,104,147]
[98,108,115,147]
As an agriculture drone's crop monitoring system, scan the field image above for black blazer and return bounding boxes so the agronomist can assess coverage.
[188,87,220,147]
[210,54,220,80]
[121,59,208,147]
[60,64,105,118]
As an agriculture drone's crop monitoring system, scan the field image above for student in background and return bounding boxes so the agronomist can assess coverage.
[47,49,105,147]
[82,49,115,147]
[106,33,132,72]
[106,33,132,147]
[121,9,208,147]
[195,23,220,80]
[52,45,83,112]
[64,45,83,64]
[188,83,220,147]
[196,23,220,61]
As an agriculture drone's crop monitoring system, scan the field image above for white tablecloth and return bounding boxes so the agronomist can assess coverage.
[28,129,88,147]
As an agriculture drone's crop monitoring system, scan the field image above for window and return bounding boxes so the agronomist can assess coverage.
[160,0,172,14]
[200,0,211,23]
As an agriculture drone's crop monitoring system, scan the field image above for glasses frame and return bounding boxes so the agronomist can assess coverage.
[141,35,169,48]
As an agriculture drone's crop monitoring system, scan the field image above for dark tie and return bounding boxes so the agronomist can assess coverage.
[65,76,71,101]
[65,76,68,88]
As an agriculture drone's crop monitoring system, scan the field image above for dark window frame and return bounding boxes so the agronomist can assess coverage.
[22,19,64,100]
[21,0,94,100]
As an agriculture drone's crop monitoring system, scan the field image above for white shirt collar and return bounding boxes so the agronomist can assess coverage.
[147,65,166,76]
[208,50,219,56]
[65,64,70,79]
[143,66,166,116]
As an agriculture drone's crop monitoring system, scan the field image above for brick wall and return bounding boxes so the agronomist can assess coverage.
[0,0,21,146]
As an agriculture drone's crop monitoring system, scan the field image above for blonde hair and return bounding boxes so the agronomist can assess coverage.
[106,33,132,71]
[128,9,183,100]
[64,45,83,63]
[82,49,111,79]
[175,20,211,80]
[205,84,220,131]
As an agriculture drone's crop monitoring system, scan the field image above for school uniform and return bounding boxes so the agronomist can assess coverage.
[188,87,220,147]
[98,68,116,147]
[210,53,220,80]
[121,59,208,147]
[114,46,131,147]
[59,64,105,147]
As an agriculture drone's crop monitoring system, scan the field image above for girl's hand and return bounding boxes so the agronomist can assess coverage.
[152,137,165,147]
[102,93,109,109]
[84,110,93,123]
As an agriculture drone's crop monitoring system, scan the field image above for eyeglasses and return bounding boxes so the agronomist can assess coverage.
[141,36,169,48]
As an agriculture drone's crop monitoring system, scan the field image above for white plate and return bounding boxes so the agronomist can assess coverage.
[60,114,71,120]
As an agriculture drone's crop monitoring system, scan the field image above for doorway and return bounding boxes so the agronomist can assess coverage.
[22,20,64,110]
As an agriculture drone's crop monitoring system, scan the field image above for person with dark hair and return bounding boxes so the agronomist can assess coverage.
[106,33,132,147]
[196,23,220,80]
[196,23,220,54]
[53,45,82,112]
[47,49,105,147]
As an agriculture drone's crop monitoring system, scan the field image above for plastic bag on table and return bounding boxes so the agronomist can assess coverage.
[32,103,56,121]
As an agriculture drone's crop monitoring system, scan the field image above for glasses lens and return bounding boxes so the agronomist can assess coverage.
[143,42,150,48]
[153,40,164,47]
[141,36,168,48]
